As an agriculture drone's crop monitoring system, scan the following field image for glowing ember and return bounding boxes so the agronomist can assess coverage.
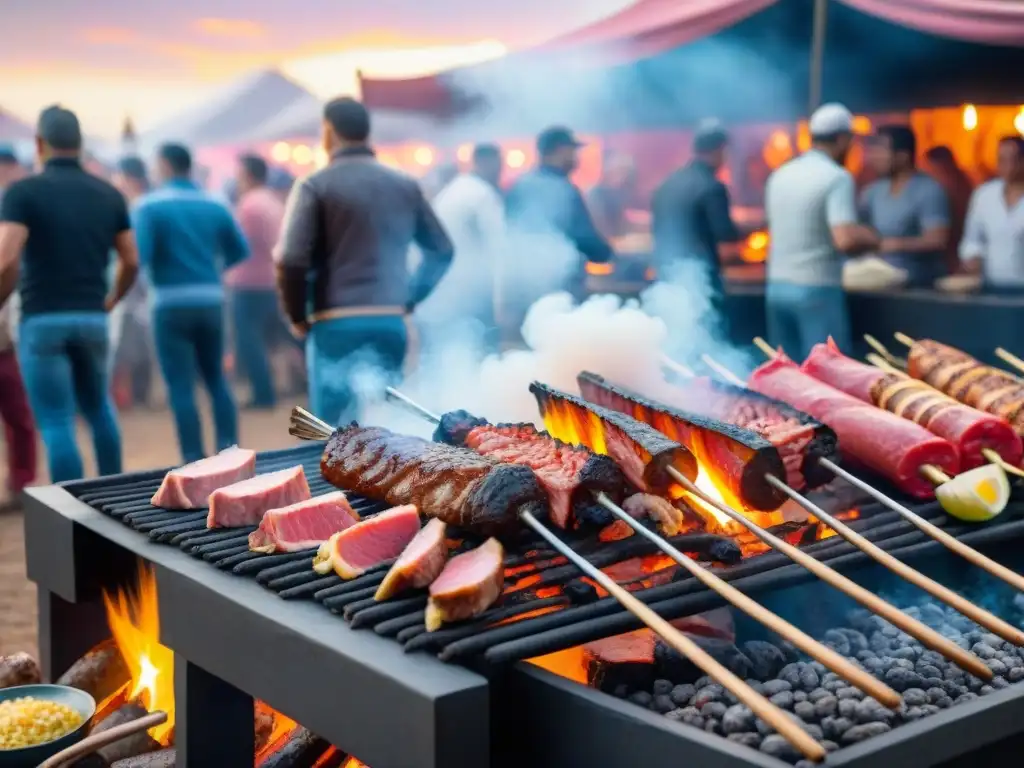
[341,758,371,768]
[815,507,862,540]
[103,565,175,744]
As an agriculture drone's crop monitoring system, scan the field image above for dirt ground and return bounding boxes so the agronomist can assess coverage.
[0,403,303,660]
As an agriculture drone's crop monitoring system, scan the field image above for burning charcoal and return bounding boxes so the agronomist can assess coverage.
[793,701,816,721]
[987,659,1009,677]
[807,688,830,704]
[870,633,893,653]
[742,641,786,681]
[761,679,792,697]
[0,652,41,689]
[792,691,808,705]
[822,740,839,753]
[655,639,751,684]
[940,680,966,698]
[980,684,996,696]
[653,695,675,714]
[823,678,845,693]
[942,665,966,683]
[760,734,802,762]
[564,580,598,605]
[666,706,703,729]
[934,695,954,709]
[691,684,725,709]
[993,676,1011,690]
[861,657,885,675]
[779,642,801,664]
[955,692,979,704]
[1009,667,1024,683]
[902,688,929,707]
[57,638,132,703]
[652,679,673,696]
[628,691,653,709]
[972,643,998,660]
[777,663,806,690]
[727,732,762,749]
[813,694,838,719]
[670,683,696,707]
[255,702,276,753]
[822,630,851,656]
[855,699,894,724]
[902,706,929,721]
[701,702,727,720]
[916,662,942,679]
[836,686,864,700]
[884,667,924,692]
[980,633,1005,648]
[798,666,820,692]
[821,716,852,742]
[259,727,329,768]
[837,699,858,720]
[768,691,794,710]
[926,687,947,704]
[842,722,891,744]
[722,704,755,735]
[703,718,722,735]
[890,658,914,671]
[110,748,176,768]
[801,723,824,741]
[584,630,655,694]
[854,649,876,663]
[891,646,918,661]
[92,702,161,764]
[694,676,712,689]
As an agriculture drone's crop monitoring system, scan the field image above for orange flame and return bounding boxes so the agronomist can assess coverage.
[342,758,371,768]
[816,507,861,540]
[102,566,175,744]
[741,231,769,263]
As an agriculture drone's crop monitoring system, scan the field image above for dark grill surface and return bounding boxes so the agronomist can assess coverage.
[62,443,1024,666]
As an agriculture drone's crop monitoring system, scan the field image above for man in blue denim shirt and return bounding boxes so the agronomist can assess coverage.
[134,143,249,462]
[0,106,139,481]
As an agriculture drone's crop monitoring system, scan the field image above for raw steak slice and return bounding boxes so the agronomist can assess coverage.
[374,518,448,601]
[425,538,504,631]
[248,491,360,553]
[152,447,257,509]
[207,466,311,528]
[313,505,421,579]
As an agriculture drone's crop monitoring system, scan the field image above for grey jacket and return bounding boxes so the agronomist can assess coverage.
[275,147,454,325]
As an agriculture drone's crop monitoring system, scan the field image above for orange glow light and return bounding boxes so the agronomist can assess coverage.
[413,146,435,166]
[271,142,291,163]
[507,149,526,168]
[103,566,175,744]
[456,144,472,163]
[741,230,769,263]
[963,104,978,132]
[292,145,313,165]
[586,261,615,276]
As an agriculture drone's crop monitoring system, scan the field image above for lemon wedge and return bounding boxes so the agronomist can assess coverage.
[935,464,1010,522]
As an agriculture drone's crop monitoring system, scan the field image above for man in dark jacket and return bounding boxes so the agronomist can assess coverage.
[275,97,453,425]
[500,126,612,335]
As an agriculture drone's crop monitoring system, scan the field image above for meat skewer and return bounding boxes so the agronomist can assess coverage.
[292,408,826,761]
[698,347,1024,612]
[545,382,998,674]
[995,346,1024,380]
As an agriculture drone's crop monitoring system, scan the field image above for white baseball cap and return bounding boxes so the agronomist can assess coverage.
[808,103,854,137]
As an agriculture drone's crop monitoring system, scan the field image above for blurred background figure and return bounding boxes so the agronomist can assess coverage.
[110,155,155,410]
[960,136,1024,296]
[135,143,249,462]
[422,142,505,351]
[0,106,137,482]
[925,145,975,275]
[860,125,950,289]
[588,150,636,239]
[226,153,286,410]
[651,119,742,336]
[276,97,453,425]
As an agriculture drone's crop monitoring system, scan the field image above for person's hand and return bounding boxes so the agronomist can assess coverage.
[289,321,309,341]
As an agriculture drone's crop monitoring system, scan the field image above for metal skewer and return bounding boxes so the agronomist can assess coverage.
[593,493,900,706]
[664,465,992,678]
[518,507,827,762]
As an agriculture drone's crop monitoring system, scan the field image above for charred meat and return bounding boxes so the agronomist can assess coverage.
[435,410,625,529]
[320,424,546,537]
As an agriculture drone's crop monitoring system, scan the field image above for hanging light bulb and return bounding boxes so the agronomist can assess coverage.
[1014,107,1024,137]
[962,104,978,132]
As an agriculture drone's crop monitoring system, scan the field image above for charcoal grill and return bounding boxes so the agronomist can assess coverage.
[23,442,1024,768]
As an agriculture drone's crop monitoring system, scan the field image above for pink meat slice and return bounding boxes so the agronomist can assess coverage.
[151,447,257,509]
[426,538,504,631]
[207,466,311,528]
[374,518,449,600]
[248,491,360,553]
[324,505,422,579]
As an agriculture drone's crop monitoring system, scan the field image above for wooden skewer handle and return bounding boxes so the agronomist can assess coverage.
[659,354,696,379]
[700,354,747,388]
[893,331,915,347]
[995,347,1024,377]
[753,336,777,359]
[981,448,1024,480]
[41,711,168,768]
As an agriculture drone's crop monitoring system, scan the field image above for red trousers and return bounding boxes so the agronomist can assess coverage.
[0,349,37,493]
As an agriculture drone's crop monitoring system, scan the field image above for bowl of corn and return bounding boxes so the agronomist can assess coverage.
[0,684,95,767]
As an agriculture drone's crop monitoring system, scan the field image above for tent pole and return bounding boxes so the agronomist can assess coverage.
[808,0,829,112]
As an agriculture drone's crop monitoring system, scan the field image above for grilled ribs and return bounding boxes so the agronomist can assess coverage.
[321,424,545,537]
[434,410,626,529]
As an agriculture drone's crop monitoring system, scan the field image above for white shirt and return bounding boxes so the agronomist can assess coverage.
[418,173,505,321]
[960,180,1024,287]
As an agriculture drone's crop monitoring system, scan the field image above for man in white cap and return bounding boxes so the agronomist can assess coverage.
[764,103,881,359]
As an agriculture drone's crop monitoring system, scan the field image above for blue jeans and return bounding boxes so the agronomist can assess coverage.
[152,303,238,462]
[229,288,286,407]
[19,313,122,482]
[766,283,851,361]
[307,315,407,426]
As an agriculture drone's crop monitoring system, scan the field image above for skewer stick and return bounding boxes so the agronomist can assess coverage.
[661,355,696,379]
[385,387,442,423]
[765,470,1024,645]
[666,467,992,679]
[701,354,746,387]
[864,334,907,368]
[519,507,827,762]
[893,331,915,348]
[594,493,901,706]
[752,336,776,360]
[995,347,1024,376]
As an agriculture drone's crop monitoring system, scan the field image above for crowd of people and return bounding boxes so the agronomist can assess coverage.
[0,95,1021,499]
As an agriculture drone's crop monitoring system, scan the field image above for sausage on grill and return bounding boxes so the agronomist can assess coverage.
[803,339,1022,470]
[321,424,546,537]
[574,373,788,511]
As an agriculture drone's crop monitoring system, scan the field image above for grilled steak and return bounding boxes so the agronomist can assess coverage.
[207,466,311,528]
[425,538,504,631]
[435,411,625,529]
[375,518,449,601]
[804,338,1022,470]
[248,491,360,553]
[314,505,422,579]
[575,373,788,511]
[320,424,546,537]
[152,446,256,509]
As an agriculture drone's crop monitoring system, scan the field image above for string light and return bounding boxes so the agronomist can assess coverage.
[507,149,526,168]
[314,147,328,167]
[962,104,978,132]
[456,144,473,163]
[1015,107,1024,137]
[271,142,291,163]
[292,145,313,165]
[413,147,435,166]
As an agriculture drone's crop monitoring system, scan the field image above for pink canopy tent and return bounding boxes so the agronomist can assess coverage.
[837,0,1024,47]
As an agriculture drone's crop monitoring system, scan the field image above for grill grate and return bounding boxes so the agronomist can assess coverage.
[61,442,1024,665]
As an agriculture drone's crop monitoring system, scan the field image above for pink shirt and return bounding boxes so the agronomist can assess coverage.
[225,187,284,289]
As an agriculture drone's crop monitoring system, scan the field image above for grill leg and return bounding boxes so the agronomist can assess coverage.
[175,656,254,768]
[37,589,109,682]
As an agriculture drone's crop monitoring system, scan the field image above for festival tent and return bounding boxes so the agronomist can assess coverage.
[358,0,1024,133]
[140,69,320,149]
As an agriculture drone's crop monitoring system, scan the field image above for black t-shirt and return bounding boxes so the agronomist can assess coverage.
[0,158,130,317]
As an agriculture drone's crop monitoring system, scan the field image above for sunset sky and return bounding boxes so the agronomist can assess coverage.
[0,0,632,137]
